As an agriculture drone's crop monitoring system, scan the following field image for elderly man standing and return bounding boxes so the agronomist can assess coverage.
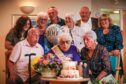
[8,28,44,84]
[76,6,98,32]
[47,6,65,26]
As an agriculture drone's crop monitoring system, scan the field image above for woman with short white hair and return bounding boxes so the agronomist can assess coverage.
[61,13,84,52]
[48,32,80,61]
[37,12,48,26]
[36,12,51,54]
[81,30,112,82]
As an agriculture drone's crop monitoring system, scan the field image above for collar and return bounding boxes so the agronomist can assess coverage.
[23,39,39,48]
[50,17,61,24]
[81,18,91,24]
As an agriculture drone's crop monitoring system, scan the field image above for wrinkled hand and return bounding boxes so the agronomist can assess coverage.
[112,49,120,56]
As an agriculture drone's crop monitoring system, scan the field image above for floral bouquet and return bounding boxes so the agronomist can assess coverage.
[33,53,62,77]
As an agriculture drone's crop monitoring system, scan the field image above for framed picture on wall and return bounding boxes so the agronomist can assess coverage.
[11,14,37,28]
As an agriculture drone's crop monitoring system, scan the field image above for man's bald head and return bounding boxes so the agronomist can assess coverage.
[47,6,58,20]
[79,6,91,22]
[27,28,40,46]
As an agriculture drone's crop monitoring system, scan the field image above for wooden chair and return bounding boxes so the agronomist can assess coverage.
[109,53,122,84]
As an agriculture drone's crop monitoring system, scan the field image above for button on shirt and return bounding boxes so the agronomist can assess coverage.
[80,18,92,33]
[9,39,44,82]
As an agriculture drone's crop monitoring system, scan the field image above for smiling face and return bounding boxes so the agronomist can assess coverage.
[65,16,74,28]
[48,7,58,21]
[80,7,91,22]
[38,17,48,26]
[37,16,48,35]
[23,20,31,31]
[99,16,110,29]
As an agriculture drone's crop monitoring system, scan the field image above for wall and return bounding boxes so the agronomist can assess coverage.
[92,0,126,17]
[1,0,126,83]
[0,0,91,84]
[122,10,126,81]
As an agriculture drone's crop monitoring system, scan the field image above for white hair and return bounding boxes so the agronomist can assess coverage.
[27,28,39,37]
[84,30,97,41]
[37,12,48,20]
[57,33,72,44]
[65,13,77,22]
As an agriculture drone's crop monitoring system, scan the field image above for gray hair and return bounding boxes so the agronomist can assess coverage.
[57,33,72,44]
[37,12,48,18]
[83,30,97,41]
[65,13,77,22]
[27,28,39,37]
[37,12,48,22]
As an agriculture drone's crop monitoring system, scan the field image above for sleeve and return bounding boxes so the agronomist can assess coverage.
[101,47,111,74]
[73,49,81,61]
[114,26,123,50]
[9,43,21,63]
[5,31,14,42]
[70,45,80,61]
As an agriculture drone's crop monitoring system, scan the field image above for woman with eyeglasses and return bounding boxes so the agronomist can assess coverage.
[36,12,51,54]
[94,14,124,82]
[48,32,80,61]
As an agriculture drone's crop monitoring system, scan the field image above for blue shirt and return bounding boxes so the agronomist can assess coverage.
[38,35,51,54]
[94,25,123,52]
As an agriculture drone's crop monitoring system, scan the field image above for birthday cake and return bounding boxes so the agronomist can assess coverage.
[58,61,82,80]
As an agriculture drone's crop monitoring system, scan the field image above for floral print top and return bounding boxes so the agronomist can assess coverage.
[81,44,111,78]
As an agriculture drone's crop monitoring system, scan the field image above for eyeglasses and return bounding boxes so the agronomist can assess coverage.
[60,40,71,45]
[40,19,47,23]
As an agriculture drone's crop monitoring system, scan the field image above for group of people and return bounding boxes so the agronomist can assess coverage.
[5,5,124,84]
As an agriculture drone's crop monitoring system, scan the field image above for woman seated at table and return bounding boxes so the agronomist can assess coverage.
[80,30,111,81]
[48,32,81,61]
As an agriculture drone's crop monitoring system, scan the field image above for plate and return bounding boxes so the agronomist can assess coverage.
[57,77,83,80]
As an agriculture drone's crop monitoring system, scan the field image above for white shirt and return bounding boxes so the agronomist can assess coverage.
[61,25,84,52]
[9,39,44,82]
[80,18,92,33]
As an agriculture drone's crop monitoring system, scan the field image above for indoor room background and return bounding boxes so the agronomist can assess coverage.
[0,0,126,84]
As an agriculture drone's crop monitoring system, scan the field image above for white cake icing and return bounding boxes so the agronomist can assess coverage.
[61,70,79,78]
[59,61,80,79]
[63,61,77,70]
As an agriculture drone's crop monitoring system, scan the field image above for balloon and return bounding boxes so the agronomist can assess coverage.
[45,24,62,45]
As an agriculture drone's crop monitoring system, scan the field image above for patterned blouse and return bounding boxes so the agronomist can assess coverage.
[94,25,123,52]
[81,44,111,78]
